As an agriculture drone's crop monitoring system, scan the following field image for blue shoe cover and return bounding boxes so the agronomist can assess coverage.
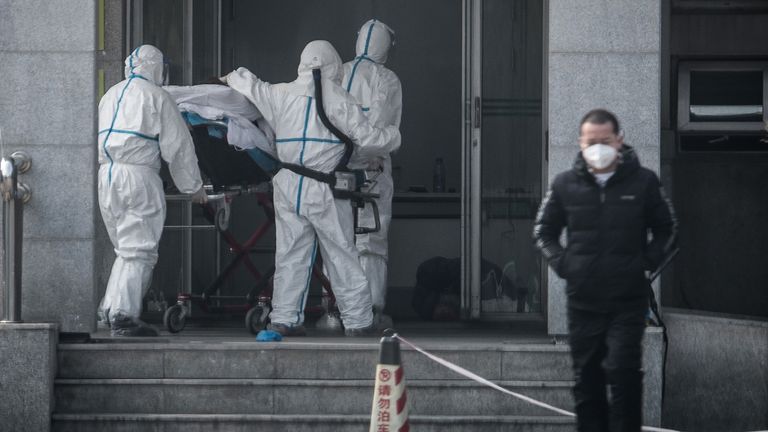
[256,329,283,342]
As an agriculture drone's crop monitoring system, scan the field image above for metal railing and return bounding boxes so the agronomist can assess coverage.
[1,151,32,323]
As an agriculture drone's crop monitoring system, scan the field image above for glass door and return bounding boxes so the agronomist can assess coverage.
[129,0,221,85]
[463,0,545,320]
[128,0,224,315]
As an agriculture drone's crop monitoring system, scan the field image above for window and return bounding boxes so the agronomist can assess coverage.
[678,61,768,131]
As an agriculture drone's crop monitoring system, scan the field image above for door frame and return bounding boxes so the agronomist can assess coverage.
[461,0,549,321]
[461,0,482,320]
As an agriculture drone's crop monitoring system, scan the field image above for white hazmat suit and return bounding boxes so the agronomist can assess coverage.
[223,40,401,332]
[97,45,204,333]
[343,20,403,321]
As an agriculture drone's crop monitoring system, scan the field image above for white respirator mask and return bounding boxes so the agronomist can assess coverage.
[582,144,618,170]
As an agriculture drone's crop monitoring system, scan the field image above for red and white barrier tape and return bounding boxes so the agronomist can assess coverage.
[393,334,682,432]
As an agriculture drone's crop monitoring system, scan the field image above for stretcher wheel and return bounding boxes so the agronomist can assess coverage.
[215,207,229,231]
[246,305,269,335]
[164,304,187,333]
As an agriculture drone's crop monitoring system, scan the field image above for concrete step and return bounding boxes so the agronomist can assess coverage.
[57,341,573,381]
[52,414,576,432]
[54,378,574,417]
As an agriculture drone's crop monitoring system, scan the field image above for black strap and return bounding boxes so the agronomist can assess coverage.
[281,163,336,186]
[648,248,680,282]
[312,68,355,172]
[646,247,678,409]
[276,69,356,187]
[648,284,669,404]
[647,247,679,328]
[648,286,666,331]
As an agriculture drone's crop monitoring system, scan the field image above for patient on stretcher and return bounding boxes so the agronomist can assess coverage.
[163,84,280,189]
[165,84,277,155]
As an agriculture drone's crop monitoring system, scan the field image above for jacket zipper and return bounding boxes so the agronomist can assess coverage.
[595,184,606,281]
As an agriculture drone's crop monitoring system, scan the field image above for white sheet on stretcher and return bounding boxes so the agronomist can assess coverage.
[164,84,277,158]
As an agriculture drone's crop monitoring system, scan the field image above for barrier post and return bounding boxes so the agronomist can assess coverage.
[370,332,409,432]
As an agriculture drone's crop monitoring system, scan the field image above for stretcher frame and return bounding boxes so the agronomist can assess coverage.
[162,184,337,333]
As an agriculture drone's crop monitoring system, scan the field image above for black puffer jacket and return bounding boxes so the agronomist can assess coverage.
[533,145,677,311]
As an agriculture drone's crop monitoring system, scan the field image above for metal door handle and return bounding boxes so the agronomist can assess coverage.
[474,96,481,128]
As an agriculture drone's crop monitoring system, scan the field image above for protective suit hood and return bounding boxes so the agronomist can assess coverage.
[298,40,343,85]
[124,44,164,85]
[355,20,394,64]
[285,40,354,105]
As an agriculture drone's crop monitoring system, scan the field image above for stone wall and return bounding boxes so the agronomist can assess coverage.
[0,0,99,332]
[663,309,768,431]
[0,323,58,432]
[546,0,662,335]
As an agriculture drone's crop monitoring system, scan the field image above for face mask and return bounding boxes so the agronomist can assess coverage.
[582,144,618,170]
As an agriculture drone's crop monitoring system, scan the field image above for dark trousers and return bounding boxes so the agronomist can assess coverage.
[567,306,646,432]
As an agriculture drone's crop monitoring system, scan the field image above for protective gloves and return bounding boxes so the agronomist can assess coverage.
[191,186,208,204]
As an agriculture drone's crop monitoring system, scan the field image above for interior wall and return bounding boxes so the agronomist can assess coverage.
[213,0,465,318]
[221,0,463,192]
[663,10,768,317]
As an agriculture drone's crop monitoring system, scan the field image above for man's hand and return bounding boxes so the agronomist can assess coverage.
[190,186,208,204]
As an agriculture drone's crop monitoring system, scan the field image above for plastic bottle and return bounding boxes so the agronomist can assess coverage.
[432,157,446,193]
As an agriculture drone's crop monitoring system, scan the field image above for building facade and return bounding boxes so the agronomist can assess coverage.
[0,1,766,431]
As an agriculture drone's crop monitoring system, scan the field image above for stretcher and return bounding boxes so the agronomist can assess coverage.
[162,75,383,334]
[162,121,336,334]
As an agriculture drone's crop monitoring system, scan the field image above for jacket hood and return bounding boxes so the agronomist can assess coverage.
[573,144,640,181]
[355,19,394,64]
[124,44,164,85]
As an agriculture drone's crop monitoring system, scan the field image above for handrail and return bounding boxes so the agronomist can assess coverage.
[1,151,32,323]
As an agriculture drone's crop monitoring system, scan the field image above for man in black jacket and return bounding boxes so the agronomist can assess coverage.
[533,109,677,431]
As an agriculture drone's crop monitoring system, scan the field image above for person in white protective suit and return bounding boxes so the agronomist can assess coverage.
[97,45,207,336]
[222,40,401,337]
[343,19,403,329]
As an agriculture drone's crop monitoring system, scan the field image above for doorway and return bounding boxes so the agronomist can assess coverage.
[129,0,547,324]
[463,0,546,321]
